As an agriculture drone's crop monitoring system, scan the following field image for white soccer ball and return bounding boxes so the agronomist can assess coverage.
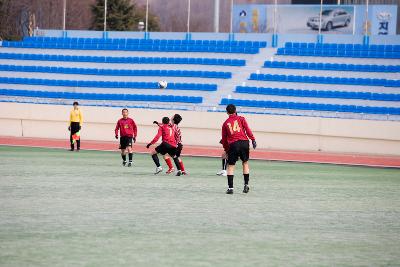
[158,80,168,89]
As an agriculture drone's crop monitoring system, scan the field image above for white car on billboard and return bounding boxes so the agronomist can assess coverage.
[307,9,351,31]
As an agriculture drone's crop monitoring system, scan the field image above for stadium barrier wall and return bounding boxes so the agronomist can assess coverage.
[1,102,400,156]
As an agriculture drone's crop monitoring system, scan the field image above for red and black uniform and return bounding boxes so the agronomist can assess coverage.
[150,123,178,156]
[221,114,255,165]
[115,117,137,149]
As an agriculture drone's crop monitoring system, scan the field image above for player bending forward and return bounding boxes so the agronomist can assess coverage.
[154,114,186,175]
[221,104,257,194]
[147,117,182,176]
[115,108,137,167]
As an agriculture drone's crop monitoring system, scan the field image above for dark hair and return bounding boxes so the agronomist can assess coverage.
[122,108,128,112]
[73,101,79,106]
[162,117,170,124]
[172,114,182,125]
[226,104,236,114]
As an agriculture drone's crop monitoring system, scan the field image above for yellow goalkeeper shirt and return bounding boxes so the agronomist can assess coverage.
[69,108,83,126]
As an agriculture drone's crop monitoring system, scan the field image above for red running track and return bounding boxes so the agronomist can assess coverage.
[1,136,400,168]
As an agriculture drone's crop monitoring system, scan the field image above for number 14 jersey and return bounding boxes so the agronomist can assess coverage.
[221,114,255,150]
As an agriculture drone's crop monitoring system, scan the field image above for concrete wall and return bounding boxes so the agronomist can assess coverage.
[1,102,400,156]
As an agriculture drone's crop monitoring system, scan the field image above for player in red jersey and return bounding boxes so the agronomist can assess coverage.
[115,108,137,167]
[146,117,182,175]
[153,114,186,175]
[221,104,257,194]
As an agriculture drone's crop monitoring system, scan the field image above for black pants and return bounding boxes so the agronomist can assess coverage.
[70,122,80,150]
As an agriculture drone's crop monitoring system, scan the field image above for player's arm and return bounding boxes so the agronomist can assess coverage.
[115,121,120,139]
[79,110,83,127]
[147,127,162,148]
[241,117,257,149]
[221,124,229,151]
[153,121,161,127]
[68,111,72,131]
[132,119,137,142]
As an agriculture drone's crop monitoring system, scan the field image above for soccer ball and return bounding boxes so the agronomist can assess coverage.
[158,80,168,89]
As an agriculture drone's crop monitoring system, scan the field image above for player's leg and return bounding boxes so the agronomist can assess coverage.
[127,138,133,167]
[151,144,164,174]
[178,157,186,175]
[175,143,186,175]
[69,131,74,151]
[120,149,127,166]
[216,151,227,176]
[226,142,238,194]
[239,140,250,193]
[120,137,127,166]
[163,154,174,174]
[226,164,235,194]
[242,161,250,193]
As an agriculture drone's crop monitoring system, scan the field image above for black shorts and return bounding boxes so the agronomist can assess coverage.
[119,136,133,149]
[227,140,250,165]
[176,143,183,157]
[70,122,80,135]
[155,142,177,157]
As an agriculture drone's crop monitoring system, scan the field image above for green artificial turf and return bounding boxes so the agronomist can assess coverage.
[0,146,399,266]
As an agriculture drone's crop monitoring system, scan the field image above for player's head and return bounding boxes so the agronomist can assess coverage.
[172,114,182,125]
[122,108,128,118]
[226,104,236,115]
[73,101,79,109]
[162,117,170,124]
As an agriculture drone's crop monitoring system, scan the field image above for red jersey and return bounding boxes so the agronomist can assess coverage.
[156,122,182,144]
[173,124,182,144]
[221,114,255,151]
[150,124,177,147]
[115,117,137,138]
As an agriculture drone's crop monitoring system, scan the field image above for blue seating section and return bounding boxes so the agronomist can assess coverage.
[249,73,400,87]
[0,77,217,91]
[220,98,400,115]
[277,47,400,59]
[264,61,400,73]
[0,64,232,79]
[1,37,265,54]
[0,52,246,66]
[23,37,267,48]
[0,89,202,104]
[235,86,400,102]
[285,42,400,52]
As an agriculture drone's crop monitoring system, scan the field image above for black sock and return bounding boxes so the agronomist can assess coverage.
[128,153,133,162]
[121,154,126,162]
[77,140,80,149]
[244,173,249,185]
[222,159,227,170]
[152,154,160,167]
[227,175,234,188]
[173,157,181,170]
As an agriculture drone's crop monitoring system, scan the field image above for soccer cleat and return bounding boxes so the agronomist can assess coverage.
[181,171,187,175]
[176,170,182,176]
[216,170,227,176]
[122,161,127,166]
[243,185,249,193]
[154,166,163,175]
[226,188,234,194]
[166,168,175,174]
[69,149,74,151]
[127,162,132,167]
